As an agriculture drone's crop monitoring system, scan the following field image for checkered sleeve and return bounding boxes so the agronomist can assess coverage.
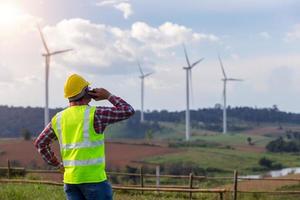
[34,123,61,167]
[94,95,135,133]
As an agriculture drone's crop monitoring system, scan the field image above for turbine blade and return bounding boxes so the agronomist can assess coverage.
[191,57,205,68]
[137,60,144,76]
[37,24,50,54]
[218,54,227,78]
[50,49,73,55]
[183,43,191,67]
[227,78,243,81]
[144,72,154,78]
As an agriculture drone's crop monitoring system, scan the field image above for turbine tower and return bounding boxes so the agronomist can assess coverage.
[37,25,73,127]
[138,61,153,123]
[218,55,243,134]
[183,44,204,141]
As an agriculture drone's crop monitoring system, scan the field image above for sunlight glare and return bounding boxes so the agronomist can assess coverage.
[0,3,22,26]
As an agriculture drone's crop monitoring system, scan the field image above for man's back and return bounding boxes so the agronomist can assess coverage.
[34,74,135,200]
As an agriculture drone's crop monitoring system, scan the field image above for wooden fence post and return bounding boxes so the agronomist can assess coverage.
[219,192,224,200]
[7,159,11,179]
[140,166,144,194]
[189,172,194,200]
[156,165,160,189]
[233,170,238,200]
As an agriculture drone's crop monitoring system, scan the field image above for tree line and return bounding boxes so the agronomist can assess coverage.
[0,105,300,137]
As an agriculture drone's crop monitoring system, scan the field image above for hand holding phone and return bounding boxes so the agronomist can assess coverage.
[88,88,111,101]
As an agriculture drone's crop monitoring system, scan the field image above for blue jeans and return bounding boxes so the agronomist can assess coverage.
[64,180,113,200]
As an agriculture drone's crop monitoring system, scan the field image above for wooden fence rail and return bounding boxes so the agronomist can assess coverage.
[0,179,227,200]
[2,162,300,200]
[3,166,300,182]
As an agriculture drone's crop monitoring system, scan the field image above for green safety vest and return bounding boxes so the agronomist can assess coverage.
[51,105,107,184]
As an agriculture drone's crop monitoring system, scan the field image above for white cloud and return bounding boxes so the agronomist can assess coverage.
[96,0,133,19]
[96,0,128,7]
[285,24,300,41]
[42,19,219,75]
[259,31,271,39]
[131,22,219,49]
[114,3,133,19]
[3,12,300,112]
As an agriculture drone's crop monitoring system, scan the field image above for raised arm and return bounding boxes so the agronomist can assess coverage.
[89,88,135,133]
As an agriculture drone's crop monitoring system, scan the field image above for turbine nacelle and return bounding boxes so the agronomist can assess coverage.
[137,60,154,77]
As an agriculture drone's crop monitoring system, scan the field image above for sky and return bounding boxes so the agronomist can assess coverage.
[1,0,300,112]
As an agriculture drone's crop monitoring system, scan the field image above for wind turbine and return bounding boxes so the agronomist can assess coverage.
[37,25,73,127]
[218,54,243,134]
[137,61,153,123]
[183,44,204,141]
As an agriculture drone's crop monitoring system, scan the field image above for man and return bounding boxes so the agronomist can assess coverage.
[34,74,135,200]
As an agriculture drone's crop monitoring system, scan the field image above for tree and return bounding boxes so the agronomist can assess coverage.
[145,130,153,145]
[214,103,222,109]
[272,104,279,112]
[21,128,31,141]
[259,157,273,169]
[247,137,253,146]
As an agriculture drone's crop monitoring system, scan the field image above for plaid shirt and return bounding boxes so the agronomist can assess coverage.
[34,95,135,167]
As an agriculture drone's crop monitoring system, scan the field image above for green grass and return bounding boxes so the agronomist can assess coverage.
[2,183,300,200]
[0,183,221,200]
[193,133,272,147]
[145,146,300,176]
[0,184,65,200]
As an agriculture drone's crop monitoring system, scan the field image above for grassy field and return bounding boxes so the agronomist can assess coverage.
[146,146,300,175]
[192,133,272,147]
[0,183,221,200]
[2,183,300,200]
[144,131,300,177]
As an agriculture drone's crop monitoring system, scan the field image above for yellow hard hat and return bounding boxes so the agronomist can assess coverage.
[64,74,90,98]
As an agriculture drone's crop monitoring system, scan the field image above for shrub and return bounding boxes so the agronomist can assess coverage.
[258,157,283,170]
[161,161,206,176]
[266,137,300,152]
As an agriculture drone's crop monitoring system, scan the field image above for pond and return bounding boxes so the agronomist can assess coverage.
[240,167,300,179]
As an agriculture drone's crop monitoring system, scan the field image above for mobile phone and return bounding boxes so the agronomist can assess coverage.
[86,88,97,99]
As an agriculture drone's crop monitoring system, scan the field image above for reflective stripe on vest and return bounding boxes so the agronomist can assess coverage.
[56,106,104,150]
[63,157,105,167]
[62,140,104,150]
[56,112,63,150]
